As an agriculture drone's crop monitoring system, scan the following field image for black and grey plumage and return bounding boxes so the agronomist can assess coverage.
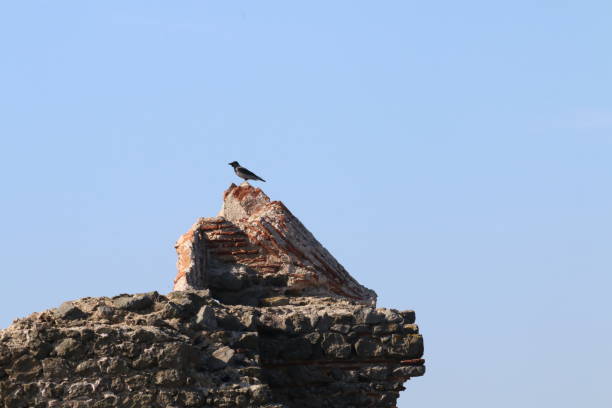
[228,161,266,182]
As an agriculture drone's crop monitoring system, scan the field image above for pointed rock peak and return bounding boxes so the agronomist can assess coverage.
[218,183,271,221]
[175,184,377,306]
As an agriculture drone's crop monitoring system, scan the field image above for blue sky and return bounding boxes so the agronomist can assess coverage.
[1,2,611,407]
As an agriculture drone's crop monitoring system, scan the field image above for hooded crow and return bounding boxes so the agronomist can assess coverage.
[228,161,266,182]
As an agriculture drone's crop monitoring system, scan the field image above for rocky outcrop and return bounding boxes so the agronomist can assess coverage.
[0,184,425,407]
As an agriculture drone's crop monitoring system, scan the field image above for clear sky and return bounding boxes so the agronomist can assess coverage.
[1,2,611,407]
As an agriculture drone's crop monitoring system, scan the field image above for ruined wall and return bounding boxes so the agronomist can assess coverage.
[0,184,425,407]
[0,291,423,407]
[174,184,376,304]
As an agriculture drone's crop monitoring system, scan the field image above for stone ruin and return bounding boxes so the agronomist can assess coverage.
[0,184,425,407]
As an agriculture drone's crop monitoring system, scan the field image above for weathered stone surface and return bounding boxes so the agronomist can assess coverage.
[195,305,217,329]
[55,302,87,320]
[355,337,383,357]
[0,294,424,407]
[112,292,156,311]
[174,184,376,304]
[321,332,352,359]
[53,338,82,358]
[1,184,424,407]
[209,346,235,368]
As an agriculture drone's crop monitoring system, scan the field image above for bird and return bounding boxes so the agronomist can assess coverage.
[228,161,266,182]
